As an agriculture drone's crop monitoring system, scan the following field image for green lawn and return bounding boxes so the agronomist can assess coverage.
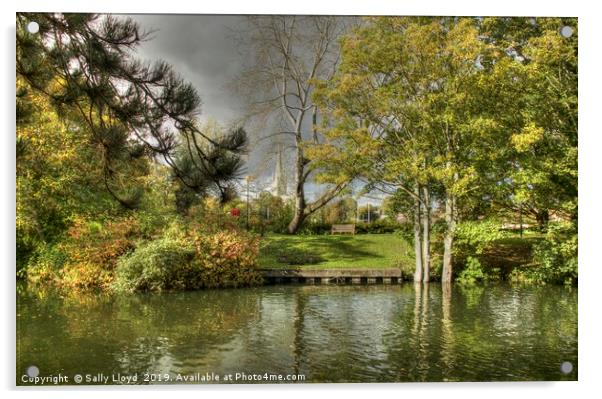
[258,233,412,270]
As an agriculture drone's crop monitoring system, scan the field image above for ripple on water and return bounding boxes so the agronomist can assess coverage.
[17,284,577,383]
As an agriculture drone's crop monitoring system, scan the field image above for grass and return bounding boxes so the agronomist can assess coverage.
[258,231,544,280]
[258,233,413,271]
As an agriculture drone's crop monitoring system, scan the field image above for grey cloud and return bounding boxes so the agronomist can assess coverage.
[126,14,246,125]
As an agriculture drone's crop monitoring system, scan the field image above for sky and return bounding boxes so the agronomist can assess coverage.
[125,14,386,206]
[127,14,246,125]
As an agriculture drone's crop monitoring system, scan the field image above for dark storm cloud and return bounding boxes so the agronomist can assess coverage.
[126,14,246,125]
[122,14,276,187]
[119,14,374,201]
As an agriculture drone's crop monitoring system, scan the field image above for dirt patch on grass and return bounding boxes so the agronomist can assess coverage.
[478,237,542,277]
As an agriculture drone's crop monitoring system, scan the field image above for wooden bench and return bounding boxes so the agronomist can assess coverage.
[331,224,355,235]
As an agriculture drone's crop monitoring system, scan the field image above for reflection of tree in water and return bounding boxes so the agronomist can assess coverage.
[17,288,260,381]
[407,283,436,381]
[459,284,485,309]
[440,283,456,381]
[292,287,306,377]
[445,284,578,381]
[293,286,360,382]
[110,290,261,376]
[288,285,404,382]
[484,284,578,380]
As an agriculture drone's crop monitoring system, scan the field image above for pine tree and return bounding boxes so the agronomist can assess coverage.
[16,13,246,209]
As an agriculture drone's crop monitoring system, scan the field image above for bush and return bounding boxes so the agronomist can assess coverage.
[513,222,577,285]
[297,222,332,235]
[453,219,507,281]
[355,219,400,234]
[296,219,401,235]
[455,219,507,255]
[27,216,139,290]
[113,236,195,292]
[456,256,488,285]
[257,198,294,234]
[190,230,263,289]
[25,243,69,285]
[113,228,263,292]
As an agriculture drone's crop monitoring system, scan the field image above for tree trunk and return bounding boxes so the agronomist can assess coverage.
[286,136,348,234]
[442,193,456,283]
[287,184,306,233]
[287,143,307,234]
[413,186,423,283]
[536,209,550,233]
[421,185,431,283]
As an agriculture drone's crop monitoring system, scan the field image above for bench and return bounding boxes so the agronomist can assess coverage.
[331,224,355,235]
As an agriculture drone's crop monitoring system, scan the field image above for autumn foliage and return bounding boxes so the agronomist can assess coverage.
[113,225,262,292]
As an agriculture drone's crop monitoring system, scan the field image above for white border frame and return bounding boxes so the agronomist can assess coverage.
[3,1,599,398]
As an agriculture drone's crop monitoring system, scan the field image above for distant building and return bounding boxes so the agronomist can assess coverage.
[267,145,288,199]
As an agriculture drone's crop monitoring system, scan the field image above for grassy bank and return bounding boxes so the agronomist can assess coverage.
[259,233,413,271]
[259,232,551,283]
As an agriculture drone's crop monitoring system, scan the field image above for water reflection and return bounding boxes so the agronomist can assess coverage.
[17,283,577,384]
[441,283,455,381]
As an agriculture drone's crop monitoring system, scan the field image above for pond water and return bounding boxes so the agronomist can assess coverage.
[17,283,577,384]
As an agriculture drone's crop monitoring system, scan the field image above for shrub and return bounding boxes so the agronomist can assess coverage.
[297,222,332,235]
[113,236,195,292]
[455,219,507,255]
[25,243,69,285]
[454,219,507,281]
[296,219,401,235]
[514,222,577,285]
[456,256,488,285]
[113,228,263,292]
[135,210,179,239]
[62,217,139,290]
[28,211,264,292]
[355,219,400,234]
[190,230,263,289]
[27,216,139,290]
[269,202,295,233]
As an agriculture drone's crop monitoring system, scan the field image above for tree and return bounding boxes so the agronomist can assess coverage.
[17,13,246,209]
[315,16,577,283]
[235,16,355,233]
[172,120,247,215]
[313,17,517,282]
[479,17,578,231]
[16,86,121,269]
[357,205,381,224]
[312,17,453,282]
[316,196,357,224]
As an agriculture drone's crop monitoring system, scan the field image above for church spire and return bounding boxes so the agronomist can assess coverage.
[273,144,287,197]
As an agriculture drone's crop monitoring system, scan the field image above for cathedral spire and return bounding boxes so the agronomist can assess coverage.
[272,144,287,197]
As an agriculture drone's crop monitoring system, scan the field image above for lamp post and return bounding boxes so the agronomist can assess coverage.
[245,176,252,231]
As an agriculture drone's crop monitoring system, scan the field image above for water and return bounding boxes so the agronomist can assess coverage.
[16,283,577,384]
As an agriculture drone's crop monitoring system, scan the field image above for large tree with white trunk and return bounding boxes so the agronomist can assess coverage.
[235,15,356,233]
